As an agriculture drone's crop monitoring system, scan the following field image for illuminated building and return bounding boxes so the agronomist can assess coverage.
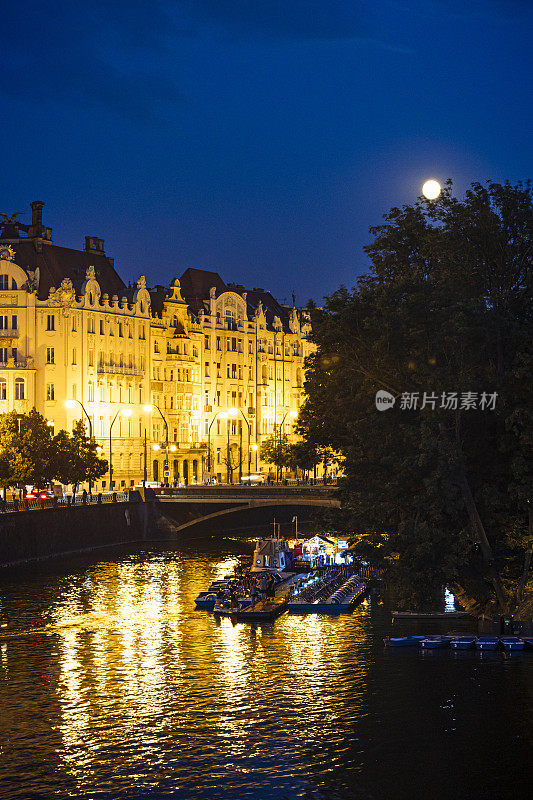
[0,203,314,487]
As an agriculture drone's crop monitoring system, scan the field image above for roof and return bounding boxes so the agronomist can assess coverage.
[178,267,293,329]
[179,268,227,314]
[12,240,125,300]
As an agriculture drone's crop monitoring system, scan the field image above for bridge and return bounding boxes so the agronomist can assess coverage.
[158,485,340,533]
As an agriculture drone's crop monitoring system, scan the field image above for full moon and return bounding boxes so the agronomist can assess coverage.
[422,179,441,200]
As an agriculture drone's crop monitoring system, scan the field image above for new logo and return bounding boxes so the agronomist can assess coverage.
[375,390,395,411]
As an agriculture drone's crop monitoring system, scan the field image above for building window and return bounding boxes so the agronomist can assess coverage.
[205,363,210,377]
[0,316,7,330]
[119,322,123,337]
[154,340,159,353]
[204,335,210,350]
[0,378,6,399]
[140,325,145,340]
[88,317,95,334]
[15,378,25,400]
[11,347,17,362]
[0,348,7,363]
[72,348,77,365]
[193,345,198,357]
[100,319,104,335]
[46,347,54,364]
[89,349,94,366]
[46,314,55,331]
[216,336,221,351]
[72,316,77,332]
[11,315,17,330]
[46,383,55,401]
[88,382,94,402]
[249,341,253,354]
[0,275,9,290]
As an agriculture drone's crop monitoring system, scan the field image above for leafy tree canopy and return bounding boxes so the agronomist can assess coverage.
[299,180,532,613]
[0,410,108,489]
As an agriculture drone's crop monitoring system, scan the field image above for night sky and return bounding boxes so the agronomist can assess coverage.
[1,1,531,304]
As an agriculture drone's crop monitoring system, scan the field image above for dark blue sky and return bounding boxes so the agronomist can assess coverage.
[1,1,531,304]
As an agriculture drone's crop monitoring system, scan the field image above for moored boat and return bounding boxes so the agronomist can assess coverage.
[450,636,476,649]
[213,597,251,616]
[500,637,524,651]
[194,591,218,609]
[476,636,499,650]
[420,636,451,649]
[383,635,426,647]
[522,637,533,650]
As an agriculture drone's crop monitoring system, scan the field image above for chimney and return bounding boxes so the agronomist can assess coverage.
[85,236,105,254]
[30,200,44,230]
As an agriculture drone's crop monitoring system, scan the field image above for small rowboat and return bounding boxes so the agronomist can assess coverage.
[500,637,524,651]
[476,636,499,650]
[194,592,218,609]
[450,636,476,649]
[420,636,451,649]
[383,635,426,647]
[522,637,533,650]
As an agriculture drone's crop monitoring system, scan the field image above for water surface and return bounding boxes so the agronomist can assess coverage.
[0,536,531,799]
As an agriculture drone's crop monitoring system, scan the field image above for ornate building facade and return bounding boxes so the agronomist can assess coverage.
[0,202,314,487]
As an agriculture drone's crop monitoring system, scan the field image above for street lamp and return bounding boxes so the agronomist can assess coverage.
[144,404,169,486]
[232,408,251,481]
[276,409,297,482]
[206,410,228,480]
[65,399,94,495]
[225,408,238,484]
[109,408,132,490]
[251,443,258,473]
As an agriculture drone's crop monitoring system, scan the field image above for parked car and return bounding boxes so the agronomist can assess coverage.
[25,488,53,500]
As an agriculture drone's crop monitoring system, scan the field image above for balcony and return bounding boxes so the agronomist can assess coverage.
[0,357,32,369]
[0,328,19,338]
[97,362,143,376]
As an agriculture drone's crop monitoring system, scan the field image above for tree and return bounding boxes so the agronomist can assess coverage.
[260,433,292,479]
[0,411,107,491]
[299,180,532,613]
[0,409,56,488]
[50,421,107,492]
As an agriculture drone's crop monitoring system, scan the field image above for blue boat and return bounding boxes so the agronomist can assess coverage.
[450,636,476,649]
[522,637,533,650]
[384,635,426,647]
[476,636,499,650]
[420,636,451,649]
[500,637,524,651]
[194,592,218,609]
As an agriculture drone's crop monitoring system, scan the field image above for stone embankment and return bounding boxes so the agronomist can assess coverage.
[0,498,160,568]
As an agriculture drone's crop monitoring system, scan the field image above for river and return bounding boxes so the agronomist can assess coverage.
[0,534,531,800]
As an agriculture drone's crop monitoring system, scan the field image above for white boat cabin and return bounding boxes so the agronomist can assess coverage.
[251,538,291,573]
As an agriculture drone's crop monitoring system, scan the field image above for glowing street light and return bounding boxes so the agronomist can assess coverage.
[109,408,133,490]
[143,403,169,485]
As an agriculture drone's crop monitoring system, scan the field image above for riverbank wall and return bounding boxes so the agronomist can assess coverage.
[0,500,159,568]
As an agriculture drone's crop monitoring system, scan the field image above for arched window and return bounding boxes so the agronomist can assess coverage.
[15,377,25,400]
[0,378,6,400]
[173,315,178,327]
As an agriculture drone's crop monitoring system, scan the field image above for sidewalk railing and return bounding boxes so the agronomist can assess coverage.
[0,492,129,514]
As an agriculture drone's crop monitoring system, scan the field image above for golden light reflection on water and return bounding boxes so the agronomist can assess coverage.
[0,545,376,797]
